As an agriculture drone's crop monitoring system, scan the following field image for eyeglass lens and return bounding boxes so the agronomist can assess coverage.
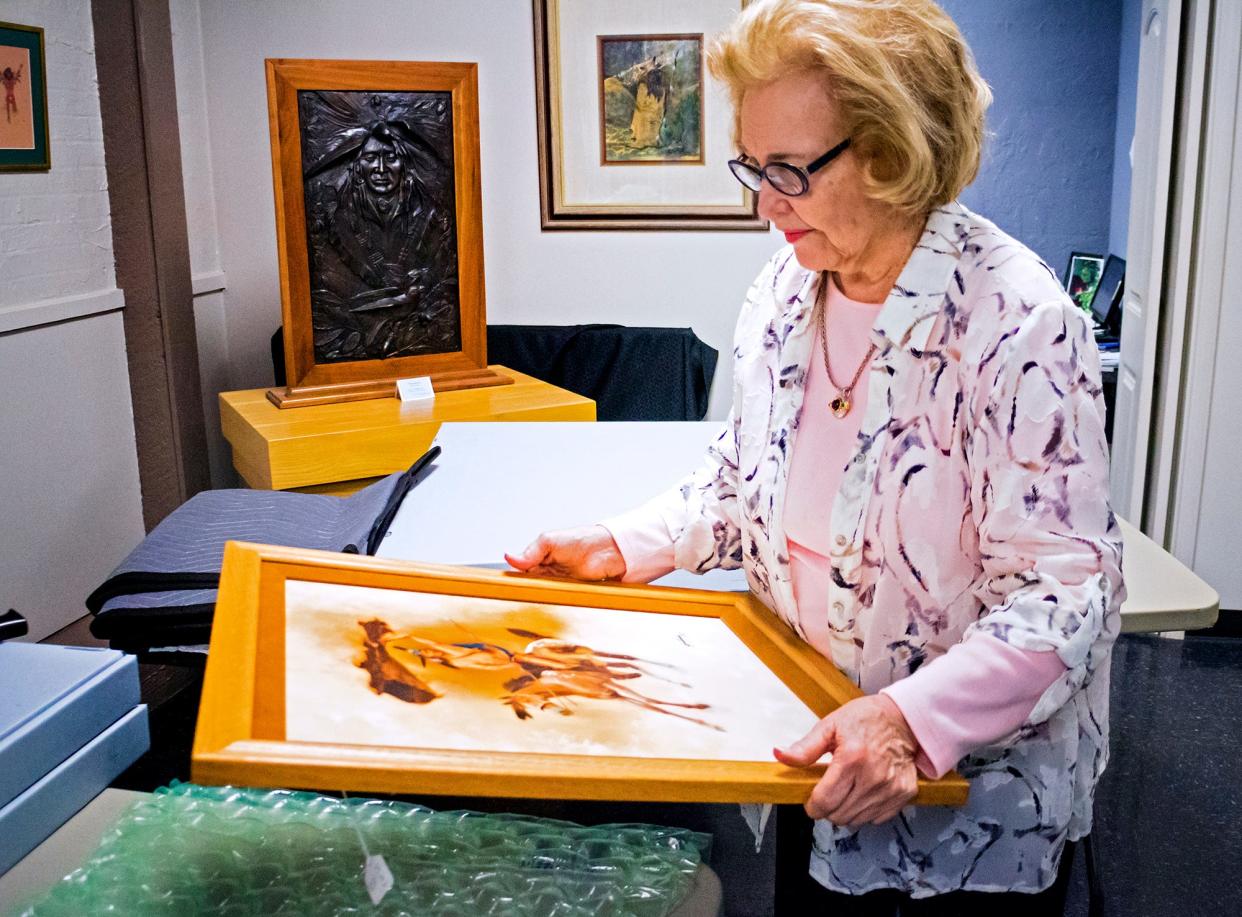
[728,160,808,196]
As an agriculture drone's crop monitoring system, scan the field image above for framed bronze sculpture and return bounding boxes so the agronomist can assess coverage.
[193,541,969,806]
[265,59,508,408]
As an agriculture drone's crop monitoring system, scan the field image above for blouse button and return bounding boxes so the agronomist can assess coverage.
[832,601,845,614]
[834,535,847,547]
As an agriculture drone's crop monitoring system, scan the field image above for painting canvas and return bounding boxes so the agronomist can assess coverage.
[1065,251,1104,314]
[0,21,49,172]
[598,35,703,165]
[298,90,461,364]
[285,579,820,761]
[265,59,506,409]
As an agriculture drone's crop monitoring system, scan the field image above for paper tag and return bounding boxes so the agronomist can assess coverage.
[738,803,773,853]
[396,376,435,402]
[364,854,394,905]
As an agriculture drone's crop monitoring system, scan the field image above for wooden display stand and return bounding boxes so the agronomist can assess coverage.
[265,58,501,409]
[266,366,511,410]
[220,366,595,496]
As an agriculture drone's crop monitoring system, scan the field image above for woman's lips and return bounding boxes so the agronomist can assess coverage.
[784,230,810,243]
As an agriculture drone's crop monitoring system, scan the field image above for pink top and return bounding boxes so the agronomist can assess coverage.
[604,278,1066,779]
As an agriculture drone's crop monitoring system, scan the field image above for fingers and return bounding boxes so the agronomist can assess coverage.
[782,696,920,828]
[503,535,551,572]
[503,527,626,581]
[804,758,855,820]
[773,717,837,768]
[830,765,918,828]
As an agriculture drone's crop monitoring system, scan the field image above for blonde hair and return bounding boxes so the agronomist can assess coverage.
[708,0,991,214]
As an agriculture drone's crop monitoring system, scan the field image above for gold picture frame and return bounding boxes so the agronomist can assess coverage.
[193,542,969,806]
[533,0,766,231]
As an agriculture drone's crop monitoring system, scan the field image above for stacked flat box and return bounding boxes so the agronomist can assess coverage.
[0,644,149,874]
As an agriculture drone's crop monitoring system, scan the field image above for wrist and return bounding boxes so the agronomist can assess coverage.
[875,693,918,759]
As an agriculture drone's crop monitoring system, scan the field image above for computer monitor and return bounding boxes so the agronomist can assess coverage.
[1091,255,1125,328]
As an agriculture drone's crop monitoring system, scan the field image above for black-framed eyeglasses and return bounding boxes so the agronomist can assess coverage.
[727,137,852,197]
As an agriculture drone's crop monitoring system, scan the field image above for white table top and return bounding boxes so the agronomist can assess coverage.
[379,421,748,591]
[380,422,1218,633]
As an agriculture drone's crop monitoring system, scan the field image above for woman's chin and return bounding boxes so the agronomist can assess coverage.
[788,242,833,273]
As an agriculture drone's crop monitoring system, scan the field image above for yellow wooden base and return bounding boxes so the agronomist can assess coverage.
[220,365,595,491]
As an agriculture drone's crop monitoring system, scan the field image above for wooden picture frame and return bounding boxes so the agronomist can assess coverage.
[193,542,969,806]
[265,59,509,408]
[533,0,766,231]
[0,20,50,172]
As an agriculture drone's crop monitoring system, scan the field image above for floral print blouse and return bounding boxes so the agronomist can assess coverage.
[641,203,1125,896]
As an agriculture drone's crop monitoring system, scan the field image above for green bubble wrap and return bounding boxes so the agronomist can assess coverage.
[18,781,712,917]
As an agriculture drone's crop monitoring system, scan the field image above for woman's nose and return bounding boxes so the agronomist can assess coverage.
[755,183,789,222]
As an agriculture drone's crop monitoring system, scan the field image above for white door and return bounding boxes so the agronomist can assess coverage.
[1110,0,1183,525]
[1167,0,1242,605]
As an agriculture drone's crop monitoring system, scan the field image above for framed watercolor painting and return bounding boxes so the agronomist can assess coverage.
[534,0,765,230]
[1064,251,1105,315]
[264,59,509,408]
[597,34,704,165]
[192,542,969,806]
[0,21,49,172]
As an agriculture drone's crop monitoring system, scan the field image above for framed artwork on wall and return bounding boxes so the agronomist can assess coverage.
[265,58,509,409]
[1064,250,1105,315]
[193,541,970,805]
[533,0,765,231]
[0,21,50,172]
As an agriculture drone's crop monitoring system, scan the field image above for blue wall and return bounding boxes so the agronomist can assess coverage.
[939,0,1124,277]
[1109,0,1142,257]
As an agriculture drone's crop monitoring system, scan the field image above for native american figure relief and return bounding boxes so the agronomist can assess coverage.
[298,90,461,363]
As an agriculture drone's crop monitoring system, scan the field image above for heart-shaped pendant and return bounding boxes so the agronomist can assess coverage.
[830,395,851,418]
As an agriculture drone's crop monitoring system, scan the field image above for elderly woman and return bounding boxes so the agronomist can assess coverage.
[508,0,1123,910]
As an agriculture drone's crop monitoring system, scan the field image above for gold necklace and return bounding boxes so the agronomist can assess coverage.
[815,271,877,419]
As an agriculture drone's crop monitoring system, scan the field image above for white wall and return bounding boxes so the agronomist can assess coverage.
[0,0,145,641]
[185,0,783,424]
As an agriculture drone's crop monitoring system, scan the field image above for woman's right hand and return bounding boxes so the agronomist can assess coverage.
[504,525,627,581]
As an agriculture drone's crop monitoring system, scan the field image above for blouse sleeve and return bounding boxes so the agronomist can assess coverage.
[880,633,1066,778]
[599,502,677,584]
[962,295,1125,725]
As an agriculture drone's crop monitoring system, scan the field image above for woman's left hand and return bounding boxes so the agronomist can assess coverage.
[774,694,920,829]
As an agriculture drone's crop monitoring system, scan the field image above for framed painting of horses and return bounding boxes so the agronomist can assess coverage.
[193,542,969,806]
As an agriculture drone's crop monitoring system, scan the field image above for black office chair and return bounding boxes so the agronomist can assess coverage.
[486,324,718,421]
